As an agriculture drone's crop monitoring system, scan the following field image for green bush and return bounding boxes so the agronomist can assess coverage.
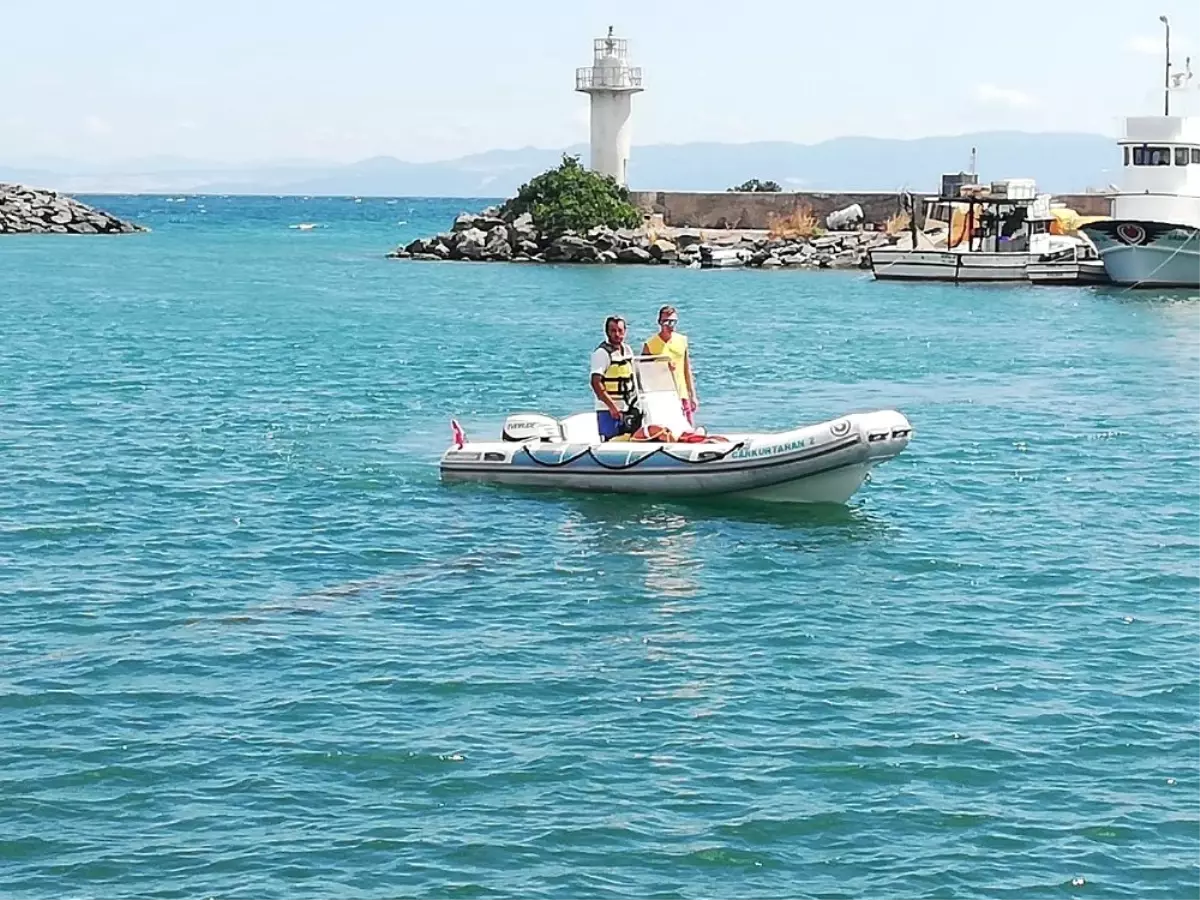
[728,179,783,192]
[501,154,642,237]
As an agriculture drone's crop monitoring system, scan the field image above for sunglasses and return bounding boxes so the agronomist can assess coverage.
[660,318,678,326]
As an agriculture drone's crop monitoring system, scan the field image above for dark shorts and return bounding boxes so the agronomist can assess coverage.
[597,410,623,441]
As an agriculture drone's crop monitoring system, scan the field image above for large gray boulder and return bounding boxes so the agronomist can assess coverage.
[472,215,507,232]
[483,225,512,260]
[831,249,862,269]
[617,245,652,263]
[649,238,677,262]
[453,227,488,260]
[546,234,597,262]
[508,211,539,245]
[587,225,620,252]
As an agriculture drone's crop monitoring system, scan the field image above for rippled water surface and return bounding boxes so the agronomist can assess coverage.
[1,195,1198,899]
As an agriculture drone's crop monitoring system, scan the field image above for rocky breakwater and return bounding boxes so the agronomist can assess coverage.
[0,183,145,234]
[675,230,895,270]
[388,206,896,270]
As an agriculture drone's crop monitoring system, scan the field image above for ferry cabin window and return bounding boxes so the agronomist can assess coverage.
[1124,147,1130,166]
[1193,148,1200,164]
[1131,146,1172,166]
[1175,147,1189,166]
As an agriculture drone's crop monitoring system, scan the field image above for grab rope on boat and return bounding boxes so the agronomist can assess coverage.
[519,440,746,471]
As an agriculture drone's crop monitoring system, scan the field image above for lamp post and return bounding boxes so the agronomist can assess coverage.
[1160,15,1171,115]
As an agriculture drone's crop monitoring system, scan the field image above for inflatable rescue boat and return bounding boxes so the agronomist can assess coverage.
[440,356,913,504]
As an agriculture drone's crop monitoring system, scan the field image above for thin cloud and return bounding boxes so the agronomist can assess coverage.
[973,83,1036,109]
[1129,34,1189,55]
[83,115,112,135]
[1129,35,1161,55]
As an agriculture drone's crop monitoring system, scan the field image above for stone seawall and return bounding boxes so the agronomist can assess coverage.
[629,190,905,230]
[629,190,1114,229]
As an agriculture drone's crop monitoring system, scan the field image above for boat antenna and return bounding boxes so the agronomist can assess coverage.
[1160,15,1171,115]
[969,146,976,175]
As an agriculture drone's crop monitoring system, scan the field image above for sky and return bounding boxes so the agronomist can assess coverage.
[3,0,1199,166]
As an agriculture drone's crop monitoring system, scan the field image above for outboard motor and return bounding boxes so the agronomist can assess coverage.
[502,413,562,442]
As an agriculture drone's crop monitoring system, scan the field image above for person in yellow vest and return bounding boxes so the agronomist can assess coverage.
[641,305,697,425]
[590,315,636,441]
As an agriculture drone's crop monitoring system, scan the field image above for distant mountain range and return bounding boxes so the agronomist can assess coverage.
[1,131,1119,197]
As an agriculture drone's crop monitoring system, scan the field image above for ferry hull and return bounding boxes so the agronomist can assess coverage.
[1080,221,1200,289]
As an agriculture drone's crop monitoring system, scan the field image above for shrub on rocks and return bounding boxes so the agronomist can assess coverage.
[500,154,641,238]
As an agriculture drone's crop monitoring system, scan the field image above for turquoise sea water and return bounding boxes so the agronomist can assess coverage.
[1,195,1198,899]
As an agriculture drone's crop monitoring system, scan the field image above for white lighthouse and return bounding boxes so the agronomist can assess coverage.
[575,26,644,187]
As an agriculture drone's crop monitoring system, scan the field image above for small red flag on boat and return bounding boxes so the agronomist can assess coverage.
[450,418,465,448]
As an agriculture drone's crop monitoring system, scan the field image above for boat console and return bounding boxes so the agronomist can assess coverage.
[500,355,688,444]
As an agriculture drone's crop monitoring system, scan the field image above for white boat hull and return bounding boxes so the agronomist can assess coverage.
[440,410,913,505]
[701,246,752,268]
[1080,220,1200,289]
[1025,258,1110,285]
[870,248,1037,282]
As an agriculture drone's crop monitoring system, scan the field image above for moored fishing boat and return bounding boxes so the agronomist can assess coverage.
[869,177,1097,283]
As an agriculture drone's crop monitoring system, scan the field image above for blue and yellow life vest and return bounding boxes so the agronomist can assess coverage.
[598,342,634,410]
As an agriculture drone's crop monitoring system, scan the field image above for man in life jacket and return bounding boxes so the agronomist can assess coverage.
[590,315,637,441]
[641,305,698,425]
